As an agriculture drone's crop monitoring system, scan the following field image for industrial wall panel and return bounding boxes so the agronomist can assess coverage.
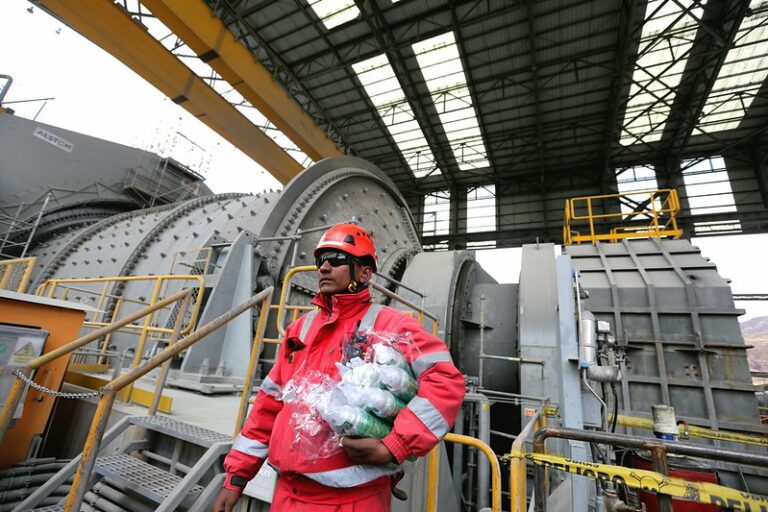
[566,238,761,435]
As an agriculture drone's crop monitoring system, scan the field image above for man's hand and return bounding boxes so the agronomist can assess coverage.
[341,437,395,465]
[212,488,241,512]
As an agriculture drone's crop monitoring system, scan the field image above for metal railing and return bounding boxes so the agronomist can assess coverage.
[443,433,502,512]
[610,413,768,447]
[531,427,768,512]
[36,275,206,374]
[563,188,683,245]
[1,286,274,511]
[0,256,36,292]
[507,408,547,511]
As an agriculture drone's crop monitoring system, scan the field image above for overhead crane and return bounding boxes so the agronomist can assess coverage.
[34,0,344,184]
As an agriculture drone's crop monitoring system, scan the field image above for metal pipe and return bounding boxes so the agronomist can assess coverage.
[426,447,439,512]
[0,288,193,444]
[479,295,486,387]
[531,426,768,512]
[63,288,274,512]
[480,354,546,365]
[148,292,191,415]
[139,451,192,474]
[0,74,12,104]
[373,270,426,298]
[91,483,154,512]
[275,265,316,336]
[10,416,133,511]
[533,426,768,467]
[650,446,672,512]
[582,370,608,432]
[83,491,130,512]
[509,410,543,512]
[452,405,465,496]
[444,433,502,512]
[478,397,491,510]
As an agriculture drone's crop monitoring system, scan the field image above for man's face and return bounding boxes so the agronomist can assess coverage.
[316,250,354,294]
[316,251,371,295]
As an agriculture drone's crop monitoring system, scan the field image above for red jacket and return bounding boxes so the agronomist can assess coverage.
[223,287,465,495]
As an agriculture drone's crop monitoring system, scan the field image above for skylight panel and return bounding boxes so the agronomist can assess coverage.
[309,0,360,30]
[413,32,489,171]
[353,55,441,178]
[620,0,706,146]
[681,156,738,214]
[696,0,768,132]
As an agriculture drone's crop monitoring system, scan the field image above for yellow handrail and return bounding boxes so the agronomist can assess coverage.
[0,256,36,292]
[610,413,768,447]
[443,433,503,512]
[508,408,548,511]
[235,288,274,435]
[563,188,683,245]
[275,265,318,337]
[62,287,274,511]
[35,274,206,337]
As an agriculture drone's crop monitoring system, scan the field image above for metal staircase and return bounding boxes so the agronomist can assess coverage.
[13,416,231,512]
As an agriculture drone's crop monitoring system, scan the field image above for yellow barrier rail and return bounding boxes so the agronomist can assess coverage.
[36,275,206,369]
[506,407,548,511]
[563,188,683,245]
[443,433,502,512]
[611,413,768,447]
[531,427,768,512]
[0,256,36,292]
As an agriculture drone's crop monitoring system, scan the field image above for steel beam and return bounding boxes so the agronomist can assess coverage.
[36,0,302,184]
[141,0,342,163]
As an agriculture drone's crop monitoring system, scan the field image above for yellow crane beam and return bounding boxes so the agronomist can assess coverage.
[37,0,302,184]
[142,0,343,163]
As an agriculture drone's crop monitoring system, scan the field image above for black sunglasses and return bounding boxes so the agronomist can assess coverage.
[315,251,353,268]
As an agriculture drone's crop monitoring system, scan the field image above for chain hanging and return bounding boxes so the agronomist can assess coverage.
[12,369,101,399]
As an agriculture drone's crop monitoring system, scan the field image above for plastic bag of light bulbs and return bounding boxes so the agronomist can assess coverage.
[280,330,419,460]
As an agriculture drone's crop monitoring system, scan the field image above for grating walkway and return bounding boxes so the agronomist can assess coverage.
[94,454,204,504]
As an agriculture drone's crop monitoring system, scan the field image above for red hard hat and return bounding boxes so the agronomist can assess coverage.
[314,223,378,271]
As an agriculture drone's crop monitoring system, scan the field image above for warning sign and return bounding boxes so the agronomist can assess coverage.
[11,342,38,365]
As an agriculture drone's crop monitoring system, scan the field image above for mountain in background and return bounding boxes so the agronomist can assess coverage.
[741,316,768,372]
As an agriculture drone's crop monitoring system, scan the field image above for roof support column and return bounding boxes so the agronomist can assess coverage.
[753,145,768,210]
[449,185,466,250]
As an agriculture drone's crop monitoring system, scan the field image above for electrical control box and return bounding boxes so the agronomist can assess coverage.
[0,324,49,420]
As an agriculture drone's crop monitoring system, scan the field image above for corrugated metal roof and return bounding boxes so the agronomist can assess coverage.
[191,0,768,243]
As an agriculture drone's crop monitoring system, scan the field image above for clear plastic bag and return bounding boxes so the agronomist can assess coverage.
[280,329,421,460]
[281,369,343,461]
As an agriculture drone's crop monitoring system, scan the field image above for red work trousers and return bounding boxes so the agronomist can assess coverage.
[270,473,392,511]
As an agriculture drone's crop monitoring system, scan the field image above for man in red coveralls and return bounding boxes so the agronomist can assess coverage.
[213,223,465,511]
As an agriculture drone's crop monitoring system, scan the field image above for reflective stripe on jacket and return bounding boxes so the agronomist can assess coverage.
[222,287,465,491]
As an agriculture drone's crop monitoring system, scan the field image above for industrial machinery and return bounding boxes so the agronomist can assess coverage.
[1,116,766,512]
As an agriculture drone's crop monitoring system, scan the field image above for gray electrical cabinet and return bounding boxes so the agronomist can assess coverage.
[0,324,49,420]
